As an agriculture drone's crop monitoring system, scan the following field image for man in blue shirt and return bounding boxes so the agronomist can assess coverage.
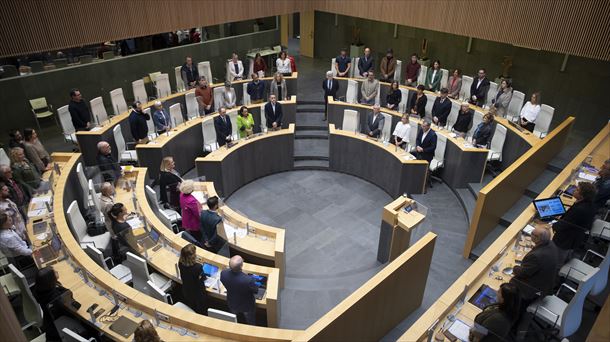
[246,73,266,104]
[152,101,171,134]
[334,48,351,77]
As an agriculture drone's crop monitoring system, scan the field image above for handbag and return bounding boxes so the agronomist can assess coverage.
[86,221,107,237]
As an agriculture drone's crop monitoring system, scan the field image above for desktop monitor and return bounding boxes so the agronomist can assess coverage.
[533,197,566,219]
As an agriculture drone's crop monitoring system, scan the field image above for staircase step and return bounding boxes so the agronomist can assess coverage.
[294,139,329,159]
[297,100,325,106]
[499,196,533,227]
[295,130,329,139]
[293,160,330,170]
[470,224,507,260]
[455,188,477,224]
[468,182,485,198]
[297,107,325,113]
[295,125,328,131]
[296,112,327,127]
[525,169,559,198]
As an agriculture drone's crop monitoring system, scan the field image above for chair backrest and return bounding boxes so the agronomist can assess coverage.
[398,88,409,113]
[184,92,198,120]
[346,79,358,104]
[440,69,449,89]
[331,58,337,76]
[591,247,610,296]
[149,72,162,83]
[29,97,49,111]
[460,75,473,100]
[248,58,254,76]
[9,264,42,327]
[62,328,95,342]
[125,252,151,293]
[469,110,484,137]
[76,163,89,207]
[486,82,498,107]
[146,280,170,303]
[507,90,525,120]
[158,209,174,228]
[144,107,155,134]
[225,60,231,82]
[57,105,75,135]
[202,119,217,150]
[169,103,184,126]
[408,121,418,148]
[144,185,161,212]
[0,148,9,166]
[228,110,239,137]
[417,65,428,85]
[85,245,110,272]
[66,200,87,242]
[242,83,251,105]
[79,55,93,64]
[446,101,460,128]
[424,94,435,118]
[132,79,148,103]
[534,104,555,137]
[1,64,19,77]
[381,113,392,142]
[112,125,127,155]
[342,109,359,133]
[208,308,238,323]
[260,105,267,129]
[102,51,114,60]
[30,61,44,72]
[174,66,185,93]
[88,179,102,216]
[213,87,224,111]
[89,96,108,126]
[198,61,213,83]
[434,134,447,163]
[109,88,127,116]
[394,60,402,82]
[353,57,361,78]
[155,73,171,98]
[490,124,507,153]
[560,268,600,338]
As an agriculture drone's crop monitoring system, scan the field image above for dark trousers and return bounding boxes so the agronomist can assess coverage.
[521,121,535,132]
[234,310,256,325]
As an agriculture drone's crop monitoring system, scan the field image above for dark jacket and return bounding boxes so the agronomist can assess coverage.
[431,97,451,126]
[200,209,222,247]
[594,177,610,209]
[472,122,494,147]
[358,55,374,76]
[157,170,181,207]
[386,89,402,107]
[179,262,208,314]
[322,78,339,102]
[181,63,199,86]
[470,77,490,106]
[214,115,232,147]
[68,100,91,131]
[366,112,385,138]
[34,284,68,341]
[453,109,474,134]
[552,200,596,250]
[474,304,513,342]
[96,152,121,183]
[415,128,437,162]
[128,109,150,141]
[246,81,265,101]
[511,240,559,301]
[409,93,427,118]
[264,101,283,128]
[220,269,257,313]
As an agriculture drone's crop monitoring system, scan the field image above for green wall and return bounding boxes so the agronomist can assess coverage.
[0,29,279,137]
[314,11,610,135]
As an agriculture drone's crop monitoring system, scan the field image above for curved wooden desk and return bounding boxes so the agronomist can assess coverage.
[328,123,428,196]
[333,77,538,169]
[136,96,296,180]
[195,124,295,198]
[75,73,298,166]
[328,100,490,189]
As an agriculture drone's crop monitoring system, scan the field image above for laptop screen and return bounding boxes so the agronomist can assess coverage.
[150,229,160,242]
[202,263,219,277]
[249,274,268,289]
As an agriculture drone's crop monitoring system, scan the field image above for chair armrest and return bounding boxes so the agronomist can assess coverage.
[564,266,588,281]
[166,293,174,305]
[533,304,561,327]
[103,256,115,268]
[556,282,577,296]
[584,249,604,263]
[126,142,137,149]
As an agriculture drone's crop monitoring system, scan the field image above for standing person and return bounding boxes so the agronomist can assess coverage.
[453,102,474,137]
[237,106,255,138]
[334,48,351,77]
[392,114,411,149]
[270,72,287,101]
[446,69,462,99]
[416,119,437,189]
[0,183,27,241]
[470,68,490,106]
[322,70,339,120]
[358,47,374,77]
[492,79,513,117]
[33,267,68,341]
[431,88,451,127]
[379,49,397,82]
[252,53,267,78]
[200,196,223,252]
[195,78,214,115]
[221,82,237,109]
[220,255,258,325]
[10,147,41,192]
[228,53,244,82]
[22,128,51,173]
[405,53,421,87]
[96,141,121,184]
[179,180,202,241]
[594,163,610,210]
[157,156,182,209]
[409,85,427,118]
[386,80,402,110]
[128,101,150,144]
[519,92,542,132]
[214,108,232,147]
[360,71,379,105]
[425,60,442,92]
[264,95,283,130]
[246,73,265,104]
[68,88,92,131]
[180,56,199,90]
[472,113,494,147]
[470,283,522,342]
[152,101,171,134]
[276,51,292,76]
[366,105,385,138]
[178,244,208,314]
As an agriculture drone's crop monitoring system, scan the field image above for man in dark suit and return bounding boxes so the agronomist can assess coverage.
[213,107,232,147]
[510,227,559,304]
[220,255,258,325]
[431,88,452,127]
[366,105,385,138]
[264,94,283,130]
[200,196,223,252]
[469,68,490,107]
[415,119,437,163]
[95,141,121,184]
[322,70,339,121]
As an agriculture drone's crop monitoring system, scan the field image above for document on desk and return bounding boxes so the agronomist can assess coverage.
[89,127,102,132]
[223,222,247,239]
[192,191,206,204]
[445,319,471,342]
[127,217,143,230]
[577,172,597,182]
[28,208,47,218]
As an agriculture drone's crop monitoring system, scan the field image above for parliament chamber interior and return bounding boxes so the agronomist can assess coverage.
[1,1,609,341]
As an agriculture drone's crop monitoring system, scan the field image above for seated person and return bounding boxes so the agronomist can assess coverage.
[152,101,171,134]
[452,102,474,136]
[33,267,71,341]
[379,48,396,82]
[200,196,224,252]
[0,182,27,241]
[221,82,237,109]
[0,212,32,264]
[470,283,521,342]
[409,85,427,118]
[8,129,25,150]
[23,128,51,174]
[472,113,494,147]
[552,182,597,261]
[431,88,451,126]
[0,165,31,213]
[360,72,379,105]
[214,108,232,147]
[10,147,41,193]
[366,105,385,138]
[108,203,139,258]
[96,141,121,184]
[237,106,255,138]
[134,320,162,342]
[392,114,411,149]
[594,162,610,210]
[386,81,402,110]
[99,182,115,233]
[519,92,541,132]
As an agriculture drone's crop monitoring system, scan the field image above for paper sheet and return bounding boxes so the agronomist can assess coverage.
[127,217,143,230]
[28,209,47,218]
[522,224,535,235]
[90,127,102,132]
[577,172,597,182]
[192,192,206,204]
[447,319,471,341]
[223,222,247,239]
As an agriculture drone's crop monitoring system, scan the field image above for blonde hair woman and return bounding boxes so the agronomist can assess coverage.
[10,147,41,192]
[178,244,208,314]
[134,320,162,342]
[270,72,287,101]
[157,156,182,208]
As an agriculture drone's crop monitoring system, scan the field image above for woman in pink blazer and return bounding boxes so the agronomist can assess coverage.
[447,69,463,99]
[179,180,202,241]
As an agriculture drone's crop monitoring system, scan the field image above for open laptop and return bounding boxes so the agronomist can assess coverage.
[33,234,62,267]
[32,219,49,235]
[138,228,161,251]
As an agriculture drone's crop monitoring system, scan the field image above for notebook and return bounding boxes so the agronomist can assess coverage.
[33,234,61,266]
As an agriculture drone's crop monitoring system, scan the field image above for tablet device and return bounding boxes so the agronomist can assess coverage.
[533,197,565,220]
[109,316,138,338]
[563,184,577,197]
[202,263,219,277]
[468,284,498,310]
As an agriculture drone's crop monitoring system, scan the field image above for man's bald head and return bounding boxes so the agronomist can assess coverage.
[229,255,243,272]
[531,227,550,245]
[97,141,111,155]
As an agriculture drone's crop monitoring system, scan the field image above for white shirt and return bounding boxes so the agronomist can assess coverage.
[0,199,26,240]
[0,228,32,257]
[276,58,291,74]
[520,101,541,123]
[420,129,430,143]
[476,78,483,89]
[430,70,438,86]
[393,121,411,141]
